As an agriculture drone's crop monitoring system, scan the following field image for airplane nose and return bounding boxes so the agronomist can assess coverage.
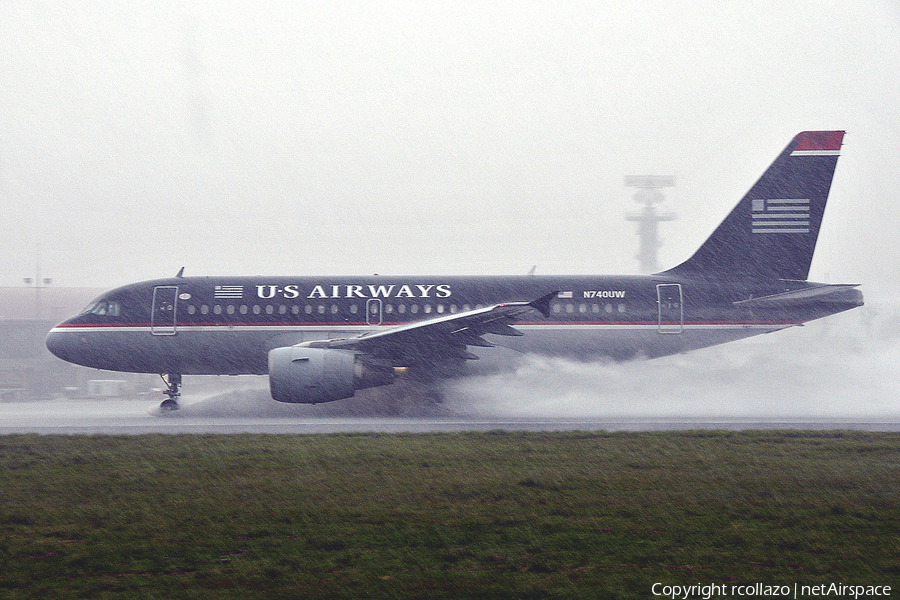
[45,327,76,363]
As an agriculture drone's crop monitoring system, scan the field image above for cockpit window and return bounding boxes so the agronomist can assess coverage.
[80,300,121,317]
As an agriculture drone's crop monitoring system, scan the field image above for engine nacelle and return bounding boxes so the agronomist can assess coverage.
[268,346,395,404]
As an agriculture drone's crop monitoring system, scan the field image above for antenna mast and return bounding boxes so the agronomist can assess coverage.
[625,175,677,273]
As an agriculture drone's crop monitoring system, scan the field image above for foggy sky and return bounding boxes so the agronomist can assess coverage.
[1,1,898,299]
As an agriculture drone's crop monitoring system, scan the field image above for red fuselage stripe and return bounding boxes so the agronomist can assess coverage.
[53,320,799,329]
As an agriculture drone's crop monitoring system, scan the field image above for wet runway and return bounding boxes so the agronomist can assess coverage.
[6,307,900,435]
[2,397,899,435]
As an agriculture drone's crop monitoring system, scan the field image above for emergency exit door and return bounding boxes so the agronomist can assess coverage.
[657,284,683,334]
[366,299,383,325]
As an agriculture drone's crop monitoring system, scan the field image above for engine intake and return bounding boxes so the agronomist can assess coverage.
[268,346,395,404]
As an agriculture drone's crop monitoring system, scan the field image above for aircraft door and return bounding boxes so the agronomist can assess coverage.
[657,284,683,334]
[366,299,383,325]
[151,286,178,335]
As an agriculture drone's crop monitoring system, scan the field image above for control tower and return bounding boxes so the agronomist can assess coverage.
[625,175,676,273]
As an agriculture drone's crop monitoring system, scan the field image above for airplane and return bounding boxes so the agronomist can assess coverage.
[45,131,863,410]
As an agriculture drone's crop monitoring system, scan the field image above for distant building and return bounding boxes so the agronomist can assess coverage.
[0,287,150,400]
[0,286,100,321]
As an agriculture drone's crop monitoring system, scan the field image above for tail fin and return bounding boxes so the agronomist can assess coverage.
[662,131,844,281]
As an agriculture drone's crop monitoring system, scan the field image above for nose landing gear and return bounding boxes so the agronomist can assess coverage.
[159,373,182,411]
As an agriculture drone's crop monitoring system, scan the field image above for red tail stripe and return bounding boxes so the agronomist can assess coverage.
[794,131,844,152]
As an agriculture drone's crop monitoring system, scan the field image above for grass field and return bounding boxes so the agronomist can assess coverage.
[1,431,899,598]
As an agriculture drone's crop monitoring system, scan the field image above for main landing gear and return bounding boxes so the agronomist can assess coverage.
[159,373,182,411]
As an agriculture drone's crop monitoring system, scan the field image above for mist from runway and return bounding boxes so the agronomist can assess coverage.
[169,299,899,421]
[445,301,900,419]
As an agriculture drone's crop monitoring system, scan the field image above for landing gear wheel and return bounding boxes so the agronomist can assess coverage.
[159,373,182,411]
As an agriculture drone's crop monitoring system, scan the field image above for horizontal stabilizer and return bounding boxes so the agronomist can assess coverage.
[733,284,860,308]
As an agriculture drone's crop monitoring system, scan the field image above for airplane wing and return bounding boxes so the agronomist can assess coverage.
[299,291,556,365]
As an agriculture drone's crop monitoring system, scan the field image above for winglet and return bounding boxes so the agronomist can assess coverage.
[176,267,185,278]
[528,291,557,318]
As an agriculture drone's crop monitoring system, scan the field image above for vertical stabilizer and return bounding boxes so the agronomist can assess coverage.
[662,131,844,281]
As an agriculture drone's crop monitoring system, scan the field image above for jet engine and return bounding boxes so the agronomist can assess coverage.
[268,346,395,404]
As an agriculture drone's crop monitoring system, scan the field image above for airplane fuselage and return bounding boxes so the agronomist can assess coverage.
[45,273,863,376]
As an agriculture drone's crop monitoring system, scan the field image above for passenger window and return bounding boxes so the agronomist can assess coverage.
[350,305,358,314]
[278,305,286,315]
[618,304,626,313]
[605,304,613,313]
[411,305,419,314]
[240,305,248,314]
[292,305,299,315]
[253,305,261,315]
[398,304,406,314]
[226,305,234,315]
[385,304,393,314]
[424,304,432,314]
[201,305,209,315]
[187,305,196,315]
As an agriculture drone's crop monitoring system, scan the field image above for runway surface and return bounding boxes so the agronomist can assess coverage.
[2,397,899,435]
